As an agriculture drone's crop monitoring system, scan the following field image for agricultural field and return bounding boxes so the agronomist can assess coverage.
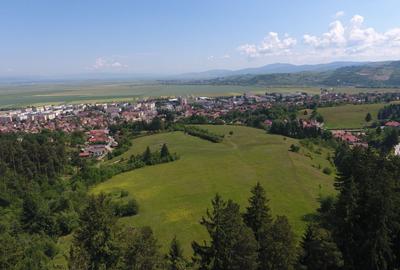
[317,103,387,129]
[90,125,335,254]
[0,83,269,108]
[1,80,400,108]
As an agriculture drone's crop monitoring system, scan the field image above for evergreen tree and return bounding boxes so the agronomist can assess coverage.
[332,147,400,270]
[260,216,296,270]
[160,143,171,160]
[243,182,273,242]
[166,236,187,270]
[298,224,343,270]
[142,146,152,165]
[20,193,57,236]
[116,226,163,270]
[192,194,258,270]
[365,112,372,122]
[382,128,398,153]
[69,194,117,270]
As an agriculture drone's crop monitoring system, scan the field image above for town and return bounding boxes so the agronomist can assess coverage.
[1,89,400,158]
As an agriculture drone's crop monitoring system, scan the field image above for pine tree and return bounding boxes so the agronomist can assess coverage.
[261,216,296,270]
[192,194,258,270]
[332,147,399,270]
[160,143,171,160]
[243,182,273,242]
[69,194,116,270]
[166,236,187,270]
[142,146,152,165]
[116,226,163,270]
[365,112,372,122]
[298,224,343,270]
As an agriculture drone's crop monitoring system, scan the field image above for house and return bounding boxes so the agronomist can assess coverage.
[79,152,90,158]
[264,119,273,126]
[385,121,400,127]
[87,145,108,157]
[332,130,367,147]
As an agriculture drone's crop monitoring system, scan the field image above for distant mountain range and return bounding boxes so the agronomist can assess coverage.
[175,60,400,88]
[2,60,400,88]
[174,61,365,79]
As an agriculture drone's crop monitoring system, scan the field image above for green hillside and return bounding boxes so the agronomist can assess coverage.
[204,61,400,87]
[318,103,385,129]
[91,125,335,253]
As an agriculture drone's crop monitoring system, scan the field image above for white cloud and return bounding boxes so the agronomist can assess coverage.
[304,20,346,48]
[207,54,231,61]
[335,11,345,18]
[91,57,128,70]
[236,14,400,62]
[238,32,296,58]
[303,14,400,58]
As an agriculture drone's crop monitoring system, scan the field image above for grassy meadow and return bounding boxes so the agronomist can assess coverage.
[90,125,335,254]
[317,103,387,129]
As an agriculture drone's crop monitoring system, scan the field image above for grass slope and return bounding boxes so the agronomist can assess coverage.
[318,103,386,129]
[91,125,335,253]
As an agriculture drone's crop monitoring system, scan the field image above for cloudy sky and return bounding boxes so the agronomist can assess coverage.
[1,0,400,76]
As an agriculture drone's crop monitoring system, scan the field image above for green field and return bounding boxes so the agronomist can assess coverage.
[318,103,388,129]
[90,125,335,254]
[0,83,270,108]
[2,81,400,108]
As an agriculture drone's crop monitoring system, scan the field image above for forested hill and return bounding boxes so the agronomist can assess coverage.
[186,61,400,88]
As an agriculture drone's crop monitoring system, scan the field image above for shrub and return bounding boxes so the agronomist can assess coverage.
[323,167,332,175]
[120,190,129,198]
[289,144,300,152]
[113,199,139,217]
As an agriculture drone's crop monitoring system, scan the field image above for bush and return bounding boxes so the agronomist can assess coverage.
[113,199,139,217]
[289,144,300,152]
[323,167,332,175]
[120,190,129,198]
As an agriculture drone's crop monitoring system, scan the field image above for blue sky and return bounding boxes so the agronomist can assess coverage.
[1,0,400,76]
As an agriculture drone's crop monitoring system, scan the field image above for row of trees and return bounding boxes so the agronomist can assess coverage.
[378,104,400,120]
[220,106,298,129]
[74,144,179,187]
[269,120,331,139]
[182,126,224,143]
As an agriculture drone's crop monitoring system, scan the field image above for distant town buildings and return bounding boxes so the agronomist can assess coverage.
[3,90,400,154]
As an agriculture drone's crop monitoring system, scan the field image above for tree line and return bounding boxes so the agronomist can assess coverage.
[181,126,224,143]
[378,104,400,121]
[269,120,331,140]
[74,143,179,187]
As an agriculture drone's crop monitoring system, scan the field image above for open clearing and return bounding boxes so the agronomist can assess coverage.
[318,103,388,129]
[91,125,335,253]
